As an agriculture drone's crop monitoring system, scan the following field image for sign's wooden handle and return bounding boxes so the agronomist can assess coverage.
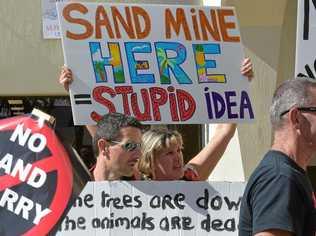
[31,108,56,125]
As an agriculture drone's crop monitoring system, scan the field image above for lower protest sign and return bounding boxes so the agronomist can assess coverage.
[57,181,245,236]
[0,113,73,235]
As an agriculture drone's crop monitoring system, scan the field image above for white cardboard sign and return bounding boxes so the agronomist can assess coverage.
[41,0,68,39]
[57,181,245,236]
[57,3,254,125]
[295,0,316,78]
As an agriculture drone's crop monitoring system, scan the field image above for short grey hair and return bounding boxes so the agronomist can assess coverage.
[270,77,316,130]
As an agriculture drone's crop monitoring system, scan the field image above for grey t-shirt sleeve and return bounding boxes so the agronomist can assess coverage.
[250,175,304,235]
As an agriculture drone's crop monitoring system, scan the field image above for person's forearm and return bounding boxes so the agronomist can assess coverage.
[86,125,97,137]
[254,230,293,236]
[214,123,237,140]
[188,123,236,180]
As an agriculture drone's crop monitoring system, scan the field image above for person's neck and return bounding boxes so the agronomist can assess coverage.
[272,137,311,170]
[94,157,121,181]
[104,171,121,181]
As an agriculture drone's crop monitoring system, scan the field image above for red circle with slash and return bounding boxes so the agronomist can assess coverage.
[0,115,73,235]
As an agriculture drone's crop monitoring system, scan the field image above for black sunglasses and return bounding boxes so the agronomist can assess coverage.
[109,141,142,152]
[280,107,316,117]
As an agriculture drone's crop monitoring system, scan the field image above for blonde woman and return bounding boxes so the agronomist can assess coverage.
[137,124,237,181]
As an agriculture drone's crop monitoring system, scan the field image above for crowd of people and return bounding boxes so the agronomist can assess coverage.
[58,59,316,235]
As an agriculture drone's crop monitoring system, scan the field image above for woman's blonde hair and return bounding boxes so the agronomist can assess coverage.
[138,128,183,180]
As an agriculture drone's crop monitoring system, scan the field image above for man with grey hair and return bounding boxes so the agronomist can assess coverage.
[239,78,316,236]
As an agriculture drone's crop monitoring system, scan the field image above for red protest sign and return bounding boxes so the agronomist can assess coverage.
[0,114,73,235]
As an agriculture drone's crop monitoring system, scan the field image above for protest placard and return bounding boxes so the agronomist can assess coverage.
[295,0,316,78]
[57,181,245,236]
[41,0,69,39]
[0,110,73,235]
[57,2,254,125]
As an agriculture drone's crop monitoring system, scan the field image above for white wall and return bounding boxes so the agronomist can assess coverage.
[211,0,299,180]
[207,125,245,181]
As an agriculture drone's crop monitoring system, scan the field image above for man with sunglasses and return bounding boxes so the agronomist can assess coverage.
[92,112,143,181]
[239,78,316,236]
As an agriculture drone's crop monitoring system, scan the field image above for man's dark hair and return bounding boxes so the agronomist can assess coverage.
[93,112,143,156]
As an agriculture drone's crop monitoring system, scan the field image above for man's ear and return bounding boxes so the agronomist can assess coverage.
[97,139,109,156]
[288,108,300,129]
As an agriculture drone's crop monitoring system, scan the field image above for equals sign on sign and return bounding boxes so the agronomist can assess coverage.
[74,94,92,104]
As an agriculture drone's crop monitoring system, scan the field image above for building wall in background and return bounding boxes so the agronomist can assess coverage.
[218,0,302,180]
